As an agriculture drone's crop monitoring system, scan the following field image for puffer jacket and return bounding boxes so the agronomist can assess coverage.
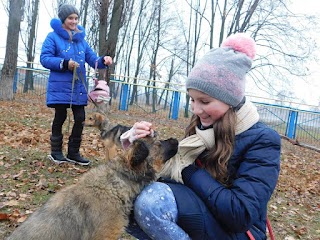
[165,121,281,240]
[40,18,107,107]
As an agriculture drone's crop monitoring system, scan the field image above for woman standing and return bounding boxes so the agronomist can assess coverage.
[40,4,112,165]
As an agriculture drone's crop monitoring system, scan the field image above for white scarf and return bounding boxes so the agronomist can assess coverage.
[158,100,259,183]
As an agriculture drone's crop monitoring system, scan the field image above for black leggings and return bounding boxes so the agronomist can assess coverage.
[51,105,85,139]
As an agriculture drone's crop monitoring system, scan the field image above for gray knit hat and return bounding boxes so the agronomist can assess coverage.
[186,33,256,107]
[58,4,79,23]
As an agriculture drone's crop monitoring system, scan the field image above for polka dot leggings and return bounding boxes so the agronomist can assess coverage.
[134,182,191,240]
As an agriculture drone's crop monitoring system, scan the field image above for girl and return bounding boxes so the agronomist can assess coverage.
[122,33,281,239]
[40,4,112,165]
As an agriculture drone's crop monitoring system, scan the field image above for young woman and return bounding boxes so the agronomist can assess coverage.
[40,4,112,166]
[122,33,281,239]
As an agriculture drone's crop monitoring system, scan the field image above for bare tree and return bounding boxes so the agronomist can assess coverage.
[96,0,110,56]
[247,1,316,98]
[187,0,316,100]
[79,0,90,28]
[84,2,100,51]
[22,0,39,93]
[158,57,180,110]
[181,0,205,117]
[147,0,162,112]
[126,0,154,105]
[1,0,316,109]
[0,0,25,100]
[106,0,125,99]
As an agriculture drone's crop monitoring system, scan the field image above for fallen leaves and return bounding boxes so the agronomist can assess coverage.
[0,209,29,224]
[0,95,319,239]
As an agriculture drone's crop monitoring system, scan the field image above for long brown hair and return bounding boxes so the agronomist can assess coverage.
[185,108,237,185]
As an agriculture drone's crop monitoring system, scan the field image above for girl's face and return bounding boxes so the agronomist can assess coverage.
[63,14,79,31]
[189,89,230,127]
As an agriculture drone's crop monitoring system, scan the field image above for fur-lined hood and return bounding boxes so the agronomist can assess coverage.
[50,18,85,42]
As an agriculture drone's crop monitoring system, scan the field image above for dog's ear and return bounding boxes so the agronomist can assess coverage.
[96,113,104,125]
[130,140,149,167]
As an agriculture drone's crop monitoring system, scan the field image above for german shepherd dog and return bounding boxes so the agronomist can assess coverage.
[84,112,131,161]
[7,136,179,240]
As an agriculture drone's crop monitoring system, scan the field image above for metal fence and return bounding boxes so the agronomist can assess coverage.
[9,66,320,149]
[254,103,320,148]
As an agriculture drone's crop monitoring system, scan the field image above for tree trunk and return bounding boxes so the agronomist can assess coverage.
[0,0,25,100]
[106,0,124,61]
[97,0,109,82]
[24,0,39,93]
[80,0,90,28]
[106,0,124,103]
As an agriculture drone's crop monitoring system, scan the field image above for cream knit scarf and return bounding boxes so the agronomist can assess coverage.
[159,100,260,183]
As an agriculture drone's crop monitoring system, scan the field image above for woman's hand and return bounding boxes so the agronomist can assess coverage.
[103,56,113,66]
[120,121,154,149]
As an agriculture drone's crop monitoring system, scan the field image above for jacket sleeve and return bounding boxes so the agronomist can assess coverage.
[83,41,106,69]
[182,127,281,232]
[40,33,64,72]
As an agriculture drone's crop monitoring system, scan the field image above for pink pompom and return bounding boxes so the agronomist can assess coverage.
[221,33,256,60]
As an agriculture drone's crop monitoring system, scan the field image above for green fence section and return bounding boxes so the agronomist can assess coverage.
[10,66,320,149]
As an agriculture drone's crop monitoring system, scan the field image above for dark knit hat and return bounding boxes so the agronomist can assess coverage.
[186,33,256,107]
[58,4,79,23]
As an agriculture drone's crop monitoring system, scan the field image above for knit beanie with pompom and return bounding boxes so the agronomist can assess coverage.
[186,33,256,107]
[58,4,79,23]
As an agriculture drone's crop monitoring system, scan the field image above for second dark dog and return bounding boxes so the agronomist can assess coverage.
[84,112,131,161]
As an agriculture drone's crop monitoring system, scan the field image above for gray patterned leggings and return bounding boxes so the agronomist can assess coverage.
[134,182,191,240]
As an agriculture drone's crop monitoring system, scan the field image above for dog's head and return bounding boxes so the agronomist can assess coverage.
[84,112,111,131]
[124,136,178,177]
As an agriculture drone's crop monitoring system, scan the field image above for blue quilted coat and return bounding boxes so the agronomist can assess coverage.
[40,18,106,107]
[165,122,281,240]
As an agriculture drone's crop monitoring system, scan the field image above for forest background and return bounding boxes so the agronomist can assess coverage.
[0,0,319,110]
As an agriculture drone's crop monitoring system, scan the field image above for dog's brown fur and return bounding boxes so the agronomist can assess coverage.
[84,112,131,161]
[7,136,178,240]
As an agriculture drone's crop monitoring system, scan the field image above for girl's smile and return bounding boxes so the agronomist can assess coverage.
[188,89,230,126]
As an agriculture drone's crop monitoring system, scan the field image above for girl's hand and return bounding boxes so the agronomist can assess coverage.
[120,121,154,149]
[132,121,154,140]
[103,56,113,66]
[68,59,79,71]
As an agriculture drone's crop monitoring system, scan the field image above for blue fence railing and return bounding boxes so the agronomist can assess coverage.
[8,66,320,149]
[254,103,320,148]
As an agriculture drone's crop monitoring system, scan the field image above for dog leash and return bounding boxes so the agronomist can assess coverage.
[65,65,79,134]
[66,59,110,133]
[72,61,107,109]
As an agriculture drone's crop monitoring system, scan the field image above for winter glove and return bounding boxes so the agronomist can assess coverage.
[181,164,199,186]
[120,121,154,149]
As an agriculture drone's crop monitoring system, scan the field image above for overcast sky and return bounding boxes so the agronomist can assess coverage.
[289,0,320,107]
[0,0,319,107]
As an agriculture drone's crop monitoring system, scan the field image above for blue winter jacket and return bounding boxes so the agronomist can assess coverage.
[165,122,281,240]
[40,18,107,107]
